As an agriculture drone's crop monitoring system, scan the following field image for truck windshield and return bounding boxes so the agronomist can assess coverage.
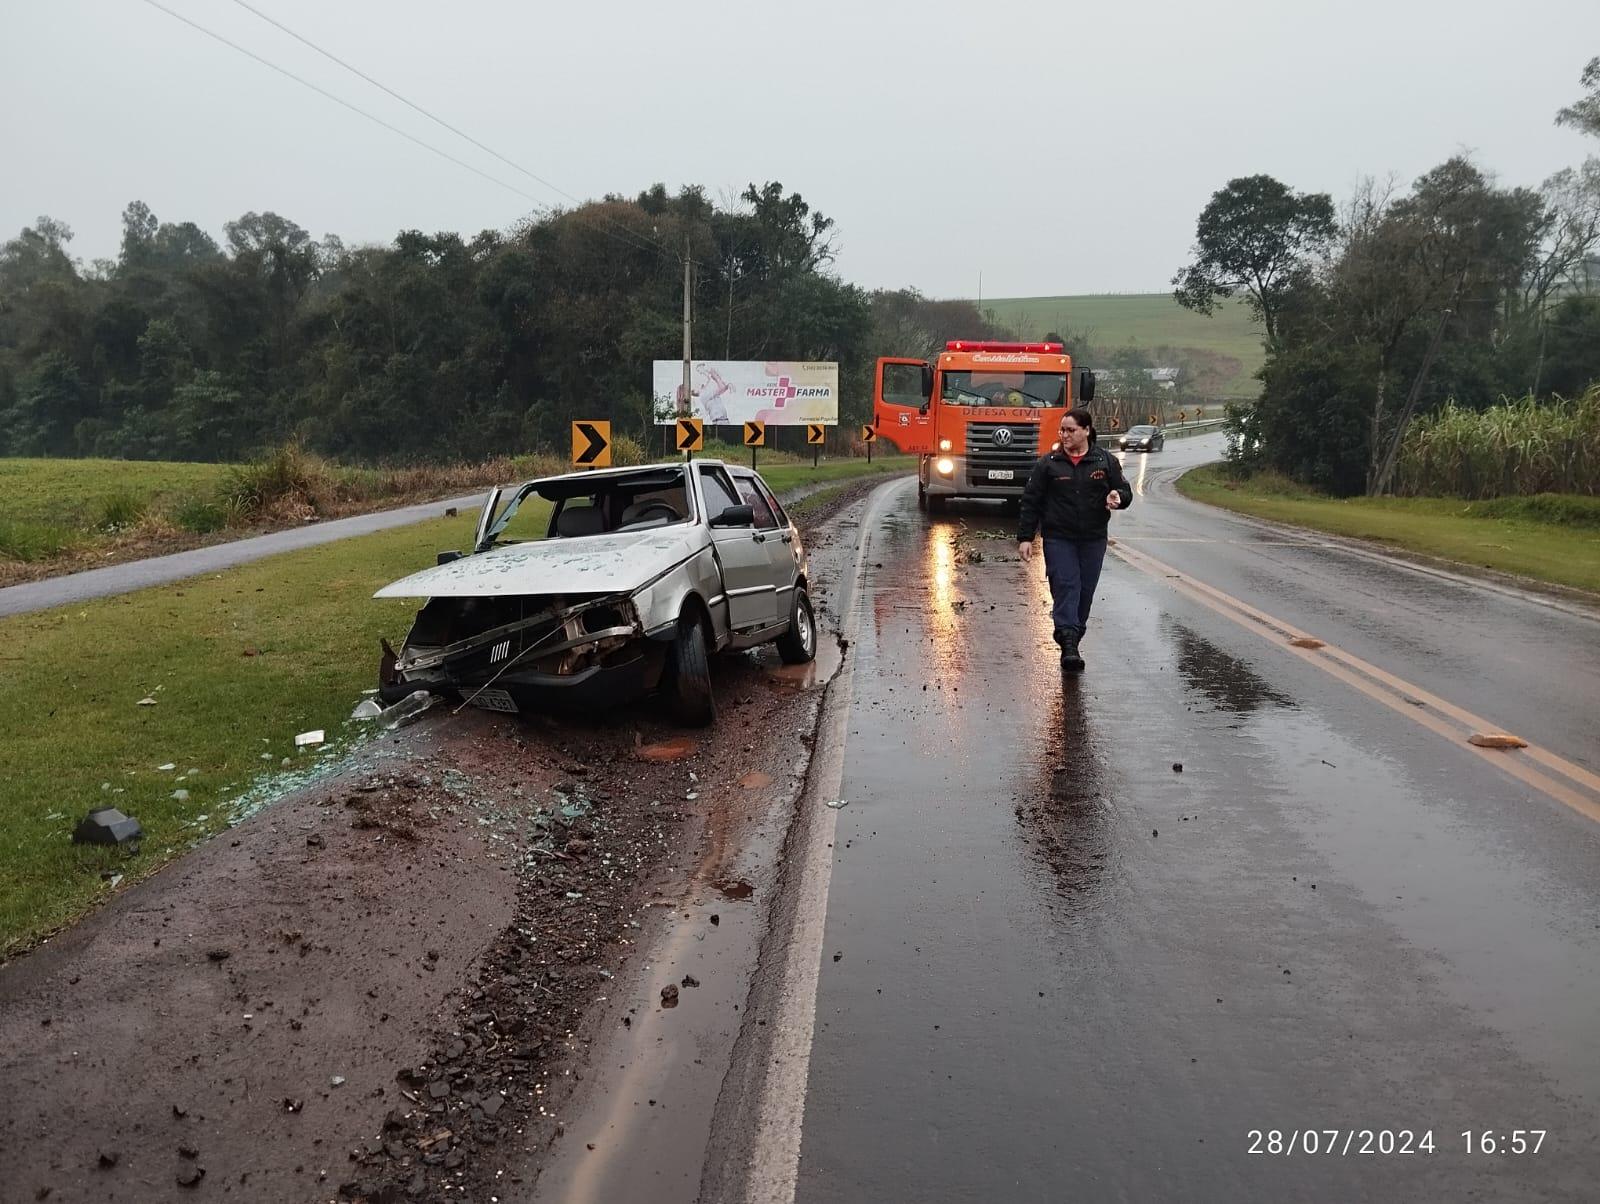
[940,371,1067,408]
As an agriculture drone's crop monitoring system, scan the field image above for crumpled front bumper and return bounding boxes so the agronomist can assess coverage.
[381,594,659,709]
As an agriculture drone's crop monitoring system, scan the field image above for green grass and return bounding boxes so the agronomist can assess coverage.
[0,457,231,529]
[1178,465,1600,594]
[982,293,1265,398]
[0,455,912,956]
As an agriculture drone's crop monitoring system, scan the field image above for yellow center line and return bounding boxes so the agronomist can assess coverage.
[1110,540,1600,824]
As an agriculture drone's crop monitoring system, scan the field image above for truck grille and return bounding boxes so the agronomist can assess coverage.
[965,421,1040,486]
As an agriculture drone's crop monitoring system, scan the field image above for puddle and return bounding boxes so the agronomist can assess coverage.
[713,878,755,899]
[767,634,844,689]
[636,737,698,763]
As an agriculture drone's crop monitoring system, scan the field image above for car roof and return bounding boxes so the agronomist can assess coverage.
[524,460,760,502]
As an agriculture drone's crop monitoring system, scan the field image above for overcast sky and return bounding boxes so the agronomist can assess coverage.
[4,0,1597,298]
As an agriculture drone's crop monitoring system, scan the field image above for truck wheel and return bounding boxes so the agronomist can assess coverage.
[664,616,716,726]
[917,480,928,510]
[927,493,946,514]
[775,588,817,665]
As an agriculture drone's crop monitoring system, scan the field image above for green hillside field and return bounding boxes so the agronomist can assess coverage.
[982,293,1265,398]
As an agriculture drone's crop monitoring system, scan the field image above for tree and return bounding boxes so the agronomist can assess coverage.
[1331,159,1546,492]
[1173,175,1336,347]
[1555,56,1600,140]
[0,351,89,455]
[1541,294,1600,397]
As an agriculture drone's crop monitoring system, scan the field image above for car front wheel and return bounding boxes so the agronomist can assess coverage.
[775,588,817,665]
[664,616,716,726]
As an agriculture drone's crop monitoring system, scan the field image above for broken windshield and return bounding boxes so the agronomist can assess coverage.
[481,466,693,548]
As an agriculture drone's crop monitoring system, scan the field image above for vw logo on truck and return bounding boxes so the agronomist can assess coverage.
[993,427,1014,447]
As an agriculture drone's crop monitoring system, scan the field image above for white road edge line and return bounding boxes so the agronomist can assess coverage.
[742,478,902,1204]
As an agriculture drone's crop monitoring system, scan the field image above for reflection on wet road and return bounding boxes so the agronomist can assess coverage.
[790,446,1600,1203]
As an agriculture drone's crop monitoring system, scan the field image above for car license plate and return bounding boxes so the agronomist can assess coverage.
[469,688,518,713]
[987,469,1014,481]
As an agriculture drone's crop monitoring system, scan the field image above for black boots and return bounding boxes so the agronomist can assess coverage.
[1054,627,1084,674]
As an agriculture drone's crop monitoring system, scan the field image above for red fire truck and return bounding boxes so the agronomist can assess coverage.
[872,341,1096,509]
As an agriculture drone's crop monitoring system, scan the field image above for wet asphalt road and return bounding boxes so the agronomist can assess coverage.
[786,438,1600,1202]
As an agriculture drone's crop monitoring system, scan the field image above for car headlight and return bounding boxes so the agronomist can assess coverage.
[938,438,953,452]
[935,457,955,476]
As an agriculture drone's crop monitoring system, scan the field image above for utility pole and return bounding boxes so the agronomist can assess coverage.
[681,237,693,458]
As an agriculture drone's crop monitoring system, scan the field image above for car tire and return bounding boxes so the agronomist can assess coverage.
[775,588,817,665]
[664,617,715,726]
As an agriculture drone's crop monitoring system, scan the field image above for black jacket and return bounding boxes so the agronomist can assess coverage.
[1017,444,1133,542]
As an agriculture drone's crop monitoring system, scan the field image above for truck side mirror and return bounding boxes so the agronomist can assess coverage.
[1078,369,1096,404]
[921,363,934,399]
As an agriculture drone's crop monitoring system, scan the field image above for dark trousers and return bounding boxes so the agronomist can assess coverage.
[1042,537,1107,636]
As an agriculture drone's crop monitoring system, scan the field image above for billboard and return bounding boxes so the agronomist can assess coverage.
[652,360,838,426]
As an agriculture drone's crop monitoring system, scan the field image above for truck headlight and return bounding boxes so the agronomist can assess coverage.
[938,438,953,452]
[935,457,955,476]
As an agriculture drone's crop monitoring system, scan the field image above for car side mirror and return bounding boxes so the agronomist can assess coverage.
[710,504,754,528]
[920,363,934,399]
[436,550,463,565]
[1078,369,1096,403]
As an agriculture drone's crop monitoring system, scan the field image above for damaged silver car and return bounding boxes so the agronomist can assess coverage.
[374,460,815,725]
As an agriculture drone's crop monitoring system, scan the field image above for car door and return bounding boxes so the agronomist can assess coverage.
[699,464,779,631]
[731,468,800,608]
[472,485,503,552]
[874,357,934,455]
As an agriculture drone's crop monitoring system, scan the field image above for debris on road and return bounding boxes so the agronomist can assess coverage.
[1469,731,1529,749]
[661,984,680,1008]
[350,698,384,721]
[1171,763,1183,773]
[379,690,439,730]
[294,729,326,747]
[825,798,849,809]
[136,697,157,707]
[1289,636,1326,649]
[71,808,142,847]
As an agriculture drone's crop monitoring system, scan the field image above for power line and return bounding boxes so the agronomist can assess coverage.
[227,0,672,259]
[139,0,673,263]
[139,0,546,208]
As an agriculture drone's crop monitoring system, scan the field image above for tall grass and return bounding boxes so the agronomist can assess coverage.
[1396,386,1600,499]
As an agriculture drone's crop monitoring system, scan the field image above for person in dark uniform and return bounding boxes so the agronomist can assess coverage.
[1016,410,1132,673]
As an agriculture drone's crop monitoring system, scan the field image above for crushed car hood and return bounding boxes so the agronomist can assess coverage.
[374,528,702,599]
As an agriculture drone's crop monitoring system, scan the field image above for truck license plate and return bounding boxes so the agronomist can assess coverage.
[987,469,1014,481]
[469,688,518,713]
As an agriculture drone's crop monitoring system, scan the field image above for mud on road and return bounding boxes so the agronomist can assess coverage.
[0,475,895,1204]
